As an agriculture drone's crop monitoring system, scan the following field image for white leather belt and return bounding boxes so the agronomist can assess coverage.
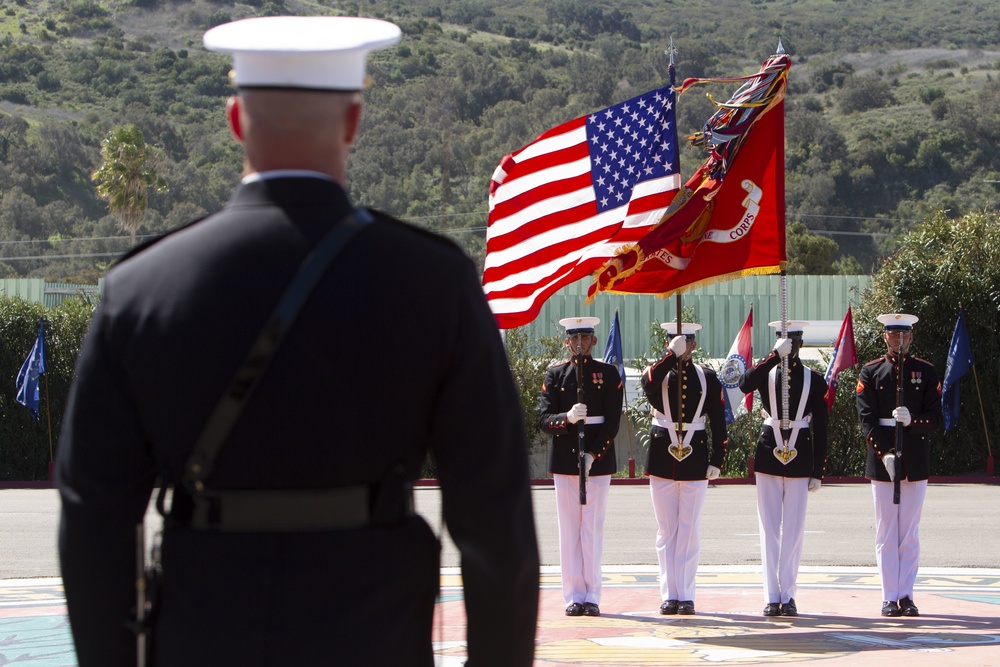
[764,417,811,429]
[879,418,896,427]
[584,416,605,424]
[652,416,706,430]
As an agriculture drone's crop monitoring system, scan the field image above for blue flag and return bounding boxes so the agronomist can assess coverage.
[15,319,46,421]
[942,309,973,433]
[602,310,626,383]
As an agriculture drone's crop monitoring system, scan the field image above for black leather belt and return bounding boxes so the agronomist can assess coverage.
[184,481,414,532]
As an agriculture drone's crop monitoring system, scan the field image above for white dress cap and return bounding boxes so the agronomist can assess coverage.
[559,316,600,334]
[204,16,402,91]
[877,313,919,331]
[660,322,702,336]
[768,320,809,335]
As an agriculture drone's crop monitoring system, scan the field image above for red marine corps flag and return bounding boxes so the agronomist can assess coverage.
[483,67,683,329]
[587,52,790,301]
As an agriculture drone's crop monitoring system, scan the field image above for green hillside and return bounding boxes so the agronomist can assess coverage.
[0,0,998,281]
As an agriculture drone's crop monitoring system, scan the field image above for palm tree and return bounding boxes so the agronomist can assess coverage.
[91,124,168,242]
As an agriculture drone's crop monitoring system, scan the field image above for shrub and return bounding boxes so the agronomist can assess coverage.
[0,294,96,480]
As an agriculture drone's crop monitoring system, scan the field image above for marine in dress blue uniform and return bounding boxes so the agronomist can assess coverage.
[55,17,539,667]
[641,323,727,615]
[539,317,623,617]
[856,313,941,618]
[739,321,829,617]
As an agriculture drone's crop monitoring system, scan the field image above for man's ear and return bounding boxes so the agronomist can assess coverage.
[344,100,362,144]
[226,97,243,142]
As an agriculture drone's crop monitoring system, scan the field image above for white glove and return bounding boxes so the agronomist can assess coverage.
[566,403,587,424]
[893,406,912,427]
[808,478,821,493]
[584,453,594,475]
[882,453,896,482]
[705,465,720,480]
[773,337,793,358]
[668,335,687,357]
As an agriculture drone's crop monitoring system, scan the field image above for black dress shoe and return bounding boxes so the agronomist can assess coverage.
[763,602,782,616]
[659,600,679,615]
[677,601,695,615]
[583,602,600,617]
[881,600,902,617]
[565,602,584,616]
[780,598,798,616]
[898,596,920,617]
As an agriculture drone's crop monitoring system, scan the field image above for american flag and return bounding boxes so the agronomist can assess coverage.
[484,84,682,329]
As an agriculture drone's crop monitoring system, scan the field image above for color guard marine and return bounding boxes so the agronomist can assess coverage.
[739,321,829,617]
[856,313,942,618]
[641,322,727,616]
[539,316,623,618]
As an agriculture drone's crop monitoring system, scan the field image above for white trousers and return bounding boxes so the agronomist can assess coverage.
[553,473,611,605]
[755,472,809,604]
[871,479,926,601]
[649,477,708,602]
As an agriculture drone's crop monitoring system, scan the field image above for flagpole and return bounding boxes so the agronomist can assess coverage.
[620,308,636,478]
[747,302,756,479]
[612,308,637,478]
[675,294,685,446]
[960,304,992,475]
[623,389,637,478]
[969,364,994,476]
[779,270,790,443]
[44,372,54,481]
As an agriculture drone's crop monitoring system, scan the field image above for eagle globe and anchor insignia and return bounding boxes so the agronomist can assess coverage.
[668,443,692,461]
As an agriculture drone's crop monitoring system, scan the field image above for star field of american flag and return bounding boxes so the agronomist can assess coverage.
[585,86,679,213]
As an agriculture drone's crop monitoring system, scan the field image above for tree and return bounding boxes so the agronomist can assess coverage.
[91,124,168,242]
[786,221,839,274]
[838,72,897,114]
[833,255,864,275]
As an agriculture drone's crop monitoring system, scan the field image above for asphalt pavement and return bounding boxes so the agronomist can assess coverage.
[416,481,1000,570]
[1,482,997,578]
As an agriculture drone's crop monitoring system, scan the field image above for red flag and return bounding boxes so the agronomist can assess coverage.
[483,84,682,329]
[721,306,754,423]
[588,54,790,301]
[823,307,858,409]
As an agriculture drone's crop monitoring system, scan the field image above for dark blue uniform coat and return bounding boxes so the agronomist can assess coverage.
[538,356,623,476]
[856,353,941,481]
[56,178,540,667]
[739,351,829,479]
[641,353,727,480]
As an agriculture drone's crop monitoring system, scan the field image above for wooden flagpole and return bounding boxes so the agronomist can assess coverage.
[970,365,994,475]
[44,372,54,481]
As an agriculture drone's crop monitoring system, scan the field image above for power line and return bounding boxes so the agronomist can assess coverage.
[0,210,916,262]
[1,252,122,261]
[0,235,150,246]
